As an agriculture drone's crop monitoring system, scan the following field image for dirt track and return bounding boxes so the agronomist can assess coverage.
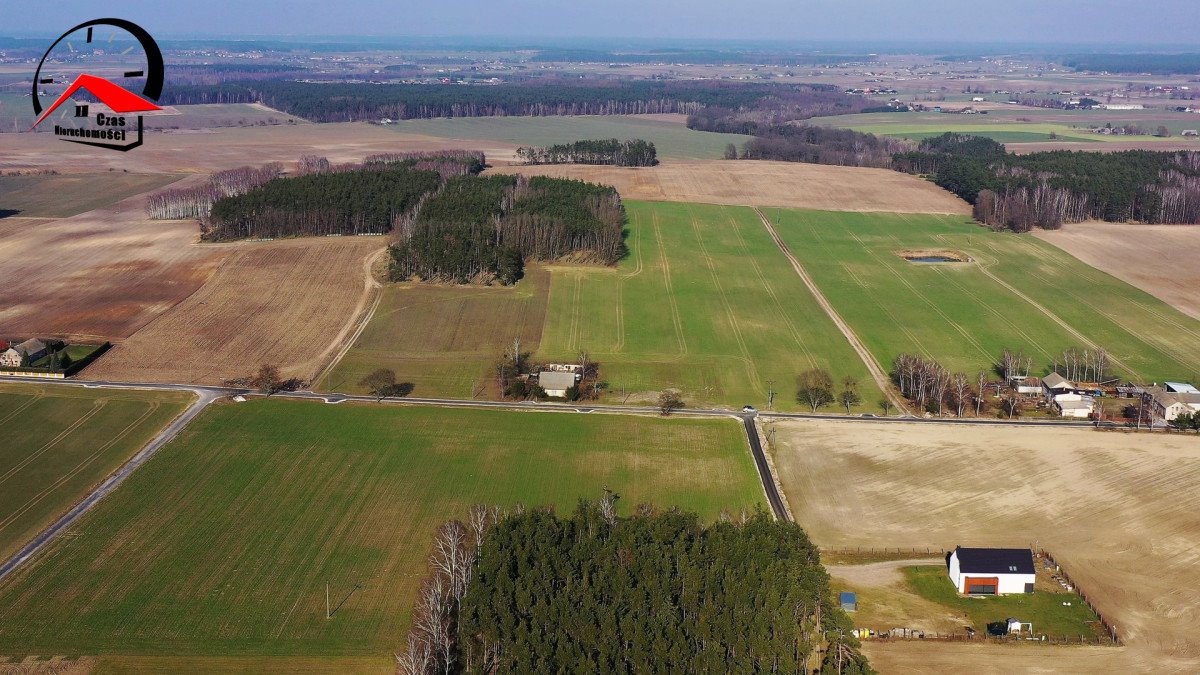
[1036,221,1200,321]
[772,419,1200,673]
[493,160,971,214]
[87,238,384,385]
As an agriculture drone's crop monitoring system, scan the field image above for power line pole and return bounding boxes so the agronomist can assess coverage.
[766,379,776,411]
[326,583,330,620]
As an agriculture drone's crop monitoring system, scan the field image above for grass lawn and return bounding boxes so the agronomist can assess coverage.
[0,383,194,562]
[0,399,763,658]
[384,115,752,160]
[27,343,106,369]
[0,173,182,219]
[880,130,1095,144]
[324,201,880,411]
[904,566,1101,638]
[764,208,1200,383]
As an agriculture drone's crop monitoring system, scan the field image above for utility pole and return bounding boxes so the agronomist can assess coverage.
[766,379,776,411]
[326,583,330,620]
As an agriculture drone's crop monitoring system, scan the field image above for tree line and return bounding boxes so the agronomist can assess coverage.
[146,164,283,220]
[390,174,625,285]
[160,80,804,123]
[893,134,1200,230]
[397,495,872,674]
[736,124,913,169]
[516,138,658,167]
[685,85,870,135]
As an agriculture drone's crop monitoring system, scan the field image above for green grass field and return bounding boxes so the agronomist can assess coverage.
[0,383,193,562]
[324,201,880,411]
[904,566,1101,638]
[0,172,182,219]
[764,209,1200,382]
[813,110,1200,144]
[384,115,751,160]
[0,399,763,658]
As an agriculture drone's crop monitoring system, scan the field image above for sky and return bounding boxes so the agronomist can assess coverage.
[5,0,1199,46]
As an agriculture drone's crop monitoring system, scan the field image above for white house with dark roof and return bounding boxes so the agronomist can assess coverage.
[947,546,1036,595]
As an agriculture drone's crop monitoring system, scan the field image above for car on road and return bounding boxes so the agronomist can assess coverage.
[742,405,757,413]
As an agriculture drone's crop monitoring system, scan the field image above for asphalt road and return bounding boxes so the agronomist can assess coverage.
[0,374,1099,581]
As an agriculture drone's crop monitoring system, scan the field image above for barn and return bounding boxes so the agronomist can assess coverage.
[947,546,1036,595]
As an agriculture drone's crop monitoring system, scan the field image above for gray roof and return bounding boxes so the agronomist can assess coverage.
[1042,373,1072,390]
[538,371,577,391]
[954,547,1035,575]
[14,338,45,356]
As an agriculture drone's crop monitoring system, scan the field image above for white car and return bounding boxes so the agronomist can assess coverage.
[742,405,757,413]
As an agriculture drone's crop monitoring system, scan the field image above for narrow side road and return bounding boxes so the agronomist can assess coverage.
[0,386,219,583]
[742,416,789,521]
[753,208,910,415]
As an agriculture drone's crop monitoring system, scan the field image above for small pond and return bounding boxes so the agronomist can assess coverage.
[906,256,963,263]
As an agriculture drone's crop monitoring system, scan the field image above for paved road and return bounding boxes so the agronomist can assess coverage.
[0,385,221,583]
[0,375,1100,581]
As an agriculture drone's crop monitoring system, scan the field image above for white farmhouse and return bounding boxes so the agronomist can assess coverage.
[1053,393,1095,418]
[537,371,578,398]
[947,546,1036,595]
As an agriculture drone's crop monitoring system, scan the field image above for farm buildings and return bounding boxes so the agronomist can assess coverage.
[0,338,47,367]
[947,547,1036,595]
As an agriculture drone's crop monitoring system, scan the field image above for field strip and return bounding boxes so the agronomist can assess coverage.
[929,266,1055,362]
[688,210,763,393]
[0,403,160,535]
[839,263,936,361]
[726,211,818,370]
[614,277,626,352]
[754,209,908,414]
[0,393,42,425]
[0,401,107,487]
[307,245,388,385]
[653,211,689,356]
[620,221,645,280]
[975,263,1144,381]
[847,230,994,363]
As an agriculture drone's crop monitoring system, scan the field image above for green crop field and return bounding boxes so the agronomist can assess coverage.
[0,399,762,661]
[0,383,193,562]
[324,201,880,411]
[764,209,1200,382]
[0,172,182,219]
[384,115,751,160]
[812,110,1200,144]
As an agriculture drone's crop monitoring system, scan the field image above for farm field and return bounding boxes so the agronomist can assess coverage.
[1035,221,1200,322]
[494,160,971,214]
[0,178,228,341]
[384,113,751,160]
[145,103,309,130]
[325,200,880,411]
[764,209,1200,383]
[1,122,514,174]
[0,382,193,563]
[0,399,762,660]
[770,419,1200,672]
[0,172,181,219]
[88,237,385,385]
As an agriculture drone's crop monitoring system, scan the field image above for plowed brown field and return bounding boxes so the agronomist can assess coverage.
[1035,221,1200,321]
[492,160,970,214]
[770,419,1200,673]
[88,238,384,384]
[0,178,227,341]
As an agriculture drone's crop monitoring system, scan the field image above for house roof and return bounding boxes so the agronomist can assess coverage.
[954,546,1035,575]
[1057,400,1094,411]
[538,371,577,391]
[1165,382,1200,394]
[839,591,856,603]
[1042,373,1073,390]
[14,338,45,356]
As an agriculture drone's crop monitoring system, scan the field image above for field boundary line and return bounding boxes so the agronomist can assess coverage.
[652,211,689,356]
[688,208,763,395]
[754,208,909,414]
[0,388,214,584]
[0,402,160,536]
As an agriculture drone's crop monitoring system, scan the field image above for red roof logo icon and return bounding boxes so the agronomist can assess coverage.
[29,73,161,131]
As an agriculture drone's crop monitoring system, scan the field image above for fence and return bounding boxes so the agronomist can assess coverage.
[868,632,1115,646]
[823,546,947,558]
[1037,548,1121,646]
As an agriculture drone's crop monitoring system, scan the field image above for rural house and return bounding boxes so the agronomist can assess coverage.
[1145,387,1200,422]
[947,546,1036,595]
[1041,372,1075,398]
[1053,393,1095,418]
[1010,376,1042,396]
[0,338,47,368]
[538,371,578,398]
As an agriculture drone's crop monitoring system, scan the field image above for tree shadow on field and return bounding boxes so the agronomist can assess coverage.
[0,209,20,219]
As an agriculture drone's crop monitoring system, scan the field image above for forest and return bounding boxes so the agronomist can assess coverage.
[203,167,443,240]
[893,134,1200,230]
[396,498,871,675]
[159,80,868,124]
[516,138,658,166]
[737,124,912,168]
[1061,53,1200,75]
[685,85,870,135]
[390,175,625,284]
[146,163,283,220]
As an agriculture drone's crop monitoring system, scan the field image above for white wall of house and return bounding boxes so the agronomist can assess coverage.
[948,551,1036,594]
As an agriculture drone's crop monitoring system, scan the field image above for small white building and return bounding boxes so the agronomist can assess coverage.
[1041,372,1074,399]
[1146,387,1200,421]
[538,371,578,398]
[1053,393,1095,418]
[948,546,1036,595]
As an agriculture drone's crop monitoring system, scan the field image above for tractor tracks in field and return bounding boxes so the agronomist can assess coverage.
[753,208,909,415]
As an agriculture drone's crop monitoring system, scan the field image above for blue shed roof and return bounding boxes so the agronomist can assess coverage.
[839,592,857,603]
